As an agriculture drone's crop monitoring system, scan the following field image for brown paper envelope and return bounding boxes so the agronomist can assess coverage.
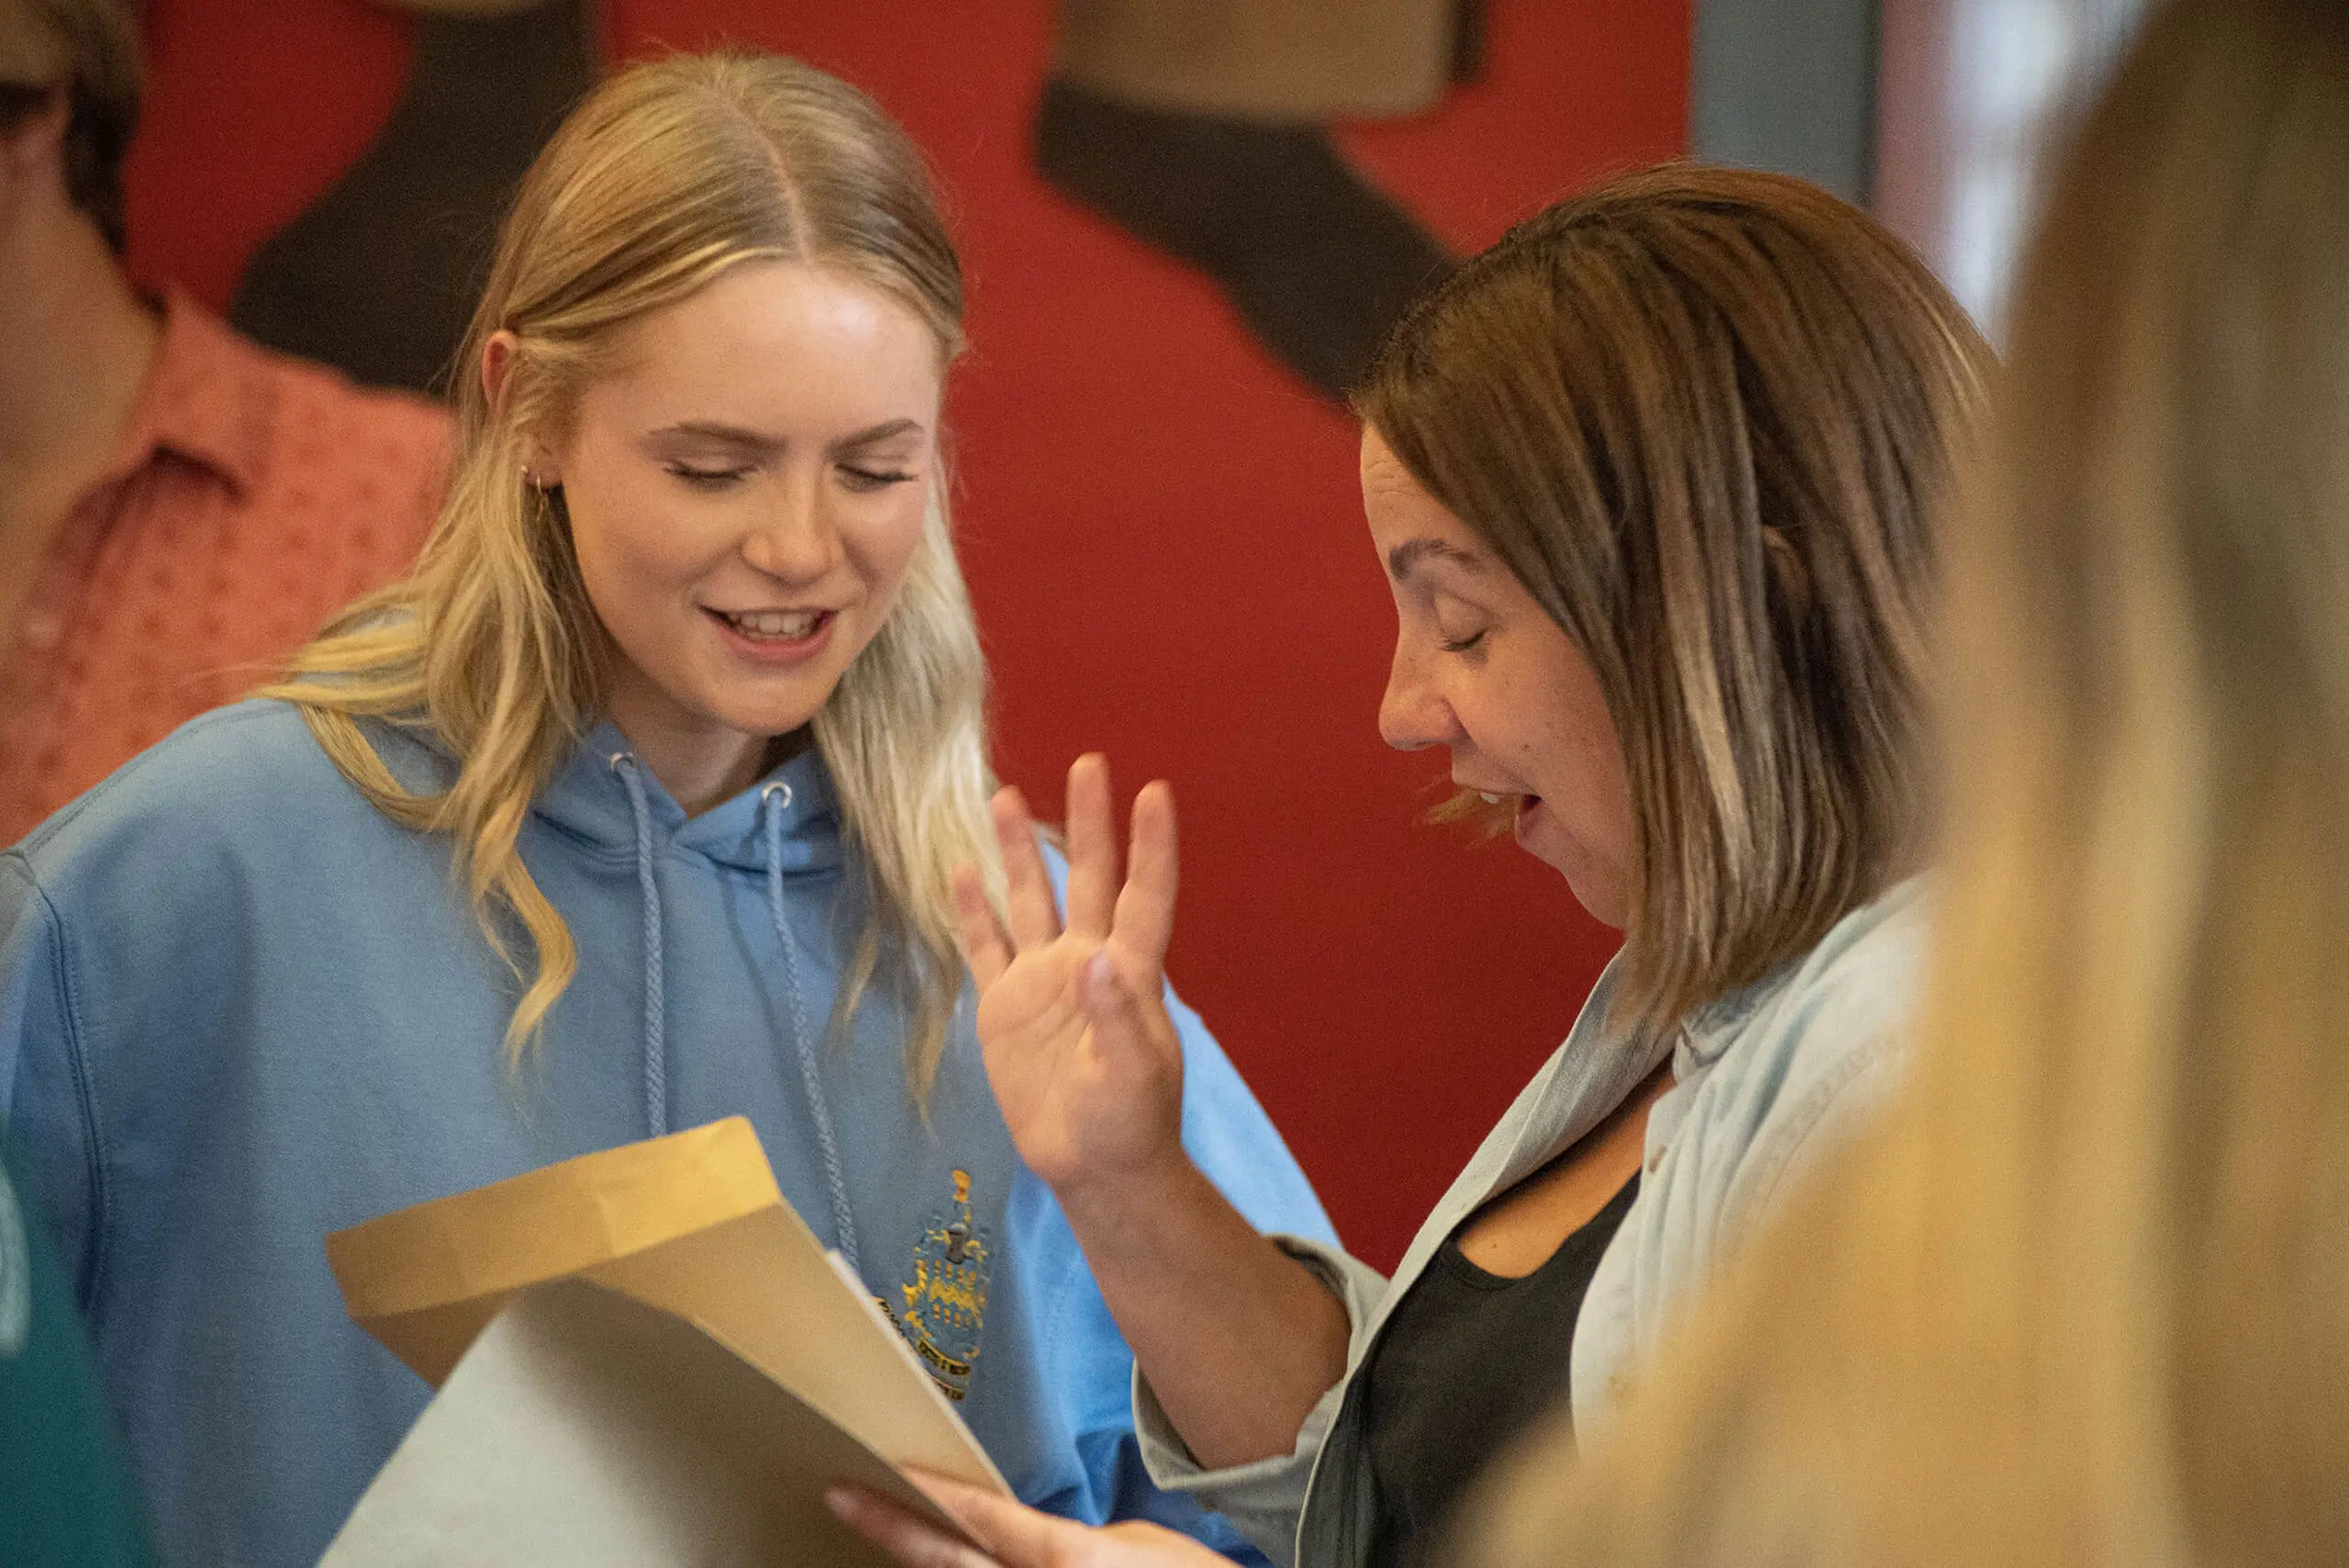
[326,1118,1006,1494]
[327,1118,784,1336]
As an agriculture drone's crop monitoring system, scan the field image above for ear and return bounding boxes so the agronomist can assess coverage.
[480,329,562,485]
[479,328,522,413]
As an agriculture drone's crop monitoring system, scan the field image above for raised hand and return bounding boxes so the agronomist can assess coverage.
[955,759,1353,1473]
[952,755,1187,1200]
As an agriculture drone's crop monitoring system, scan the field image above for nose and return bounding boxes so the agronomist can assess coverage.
[740,473,842,584]
[1378,637,1461,753]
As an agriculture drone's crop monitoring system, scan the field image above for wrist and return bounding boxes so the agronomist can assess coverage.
[1052,1140,1209,1251]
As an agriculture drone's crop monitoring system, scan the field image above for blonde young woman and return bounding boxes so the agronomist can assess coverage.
[1453,2,2349,1564]
[835,168,1988,1568]
[0,52,1330,1568]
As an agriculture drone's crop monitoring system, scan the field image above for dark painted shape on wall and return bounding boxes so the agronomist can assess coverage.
[1032,79,1453,403]
[228,1,597,395]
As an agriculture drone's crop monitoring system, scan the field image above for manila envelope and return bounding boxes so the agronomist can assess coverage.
[325,1117,1008,1495]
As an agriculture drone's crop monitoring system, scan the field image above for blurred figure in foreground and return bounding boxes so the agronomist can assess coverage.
[0,1133,154,1568]
[1474,0,2349,1562]
[0,0,447,845]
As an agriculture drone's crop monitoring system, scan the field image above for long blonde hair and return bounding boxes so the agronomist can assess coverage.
[1356,168,1988,1035]
[1475,2,2349,1562]
[262,51,1000,1098]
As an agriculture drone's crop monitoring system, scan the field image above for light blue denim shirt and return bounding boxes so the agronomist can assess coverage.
[1134,881,1927,1568]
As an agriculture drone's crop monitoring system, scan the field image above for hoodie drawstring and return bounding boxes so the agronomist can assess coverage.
[611,754,670,1140]
[763,781,862,1281]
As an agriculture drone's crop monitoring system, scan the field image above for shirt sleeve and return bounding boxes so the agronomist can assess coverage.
[1009,1146,1316,1564]
[1032,986,1347,1562]
[1128,1229,1386,1567]
[1096,983,1366,1563]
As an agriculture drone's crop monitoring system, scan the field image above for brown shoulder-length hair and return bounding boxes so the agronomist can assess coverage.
[1355,165,1990,1034]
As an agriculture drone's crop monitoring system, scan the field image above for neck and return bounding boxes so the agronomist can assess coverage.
[0,206,161,508]
[603,685,774,817]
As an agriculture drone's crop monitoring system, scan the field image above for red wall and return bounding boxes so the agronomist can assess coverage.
[127,0,1687,1270]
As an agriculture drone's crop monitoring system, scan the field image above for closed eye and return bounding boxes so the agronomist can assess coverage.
[840,465,918,492]
[1441,628,1489,654]
[667,462,751,489]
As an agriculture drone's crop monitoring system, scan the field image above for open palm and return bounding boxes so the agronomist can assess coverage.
[953,756,1187,1195]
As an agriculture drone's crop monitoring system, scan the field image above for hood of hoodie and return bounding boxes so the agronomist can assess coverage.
[361,713,854,1173]
[367,715,848,877]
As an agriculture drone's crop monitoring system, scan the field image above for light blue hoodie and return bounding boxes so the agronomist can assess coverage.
[0,699,1333,1568]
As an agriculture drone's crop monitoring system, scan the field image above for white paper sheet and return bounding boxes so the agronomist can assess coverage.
[319,1278,968,1568]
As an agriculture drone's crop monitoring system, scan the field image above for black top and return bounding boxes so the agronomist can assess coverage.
[1359,1172,1642,1568]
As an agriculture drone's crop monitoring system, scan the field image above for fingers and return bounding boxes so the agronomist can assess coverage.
[1110,781,1180,973]
[992,764,1176,973]
[902,1473,1098,1567]
[1062,754,1118,941]
[992,787,1063,950]
[952,864,1012,991]
[827,1484,1002,1568]
[1099,1521,1233,1562]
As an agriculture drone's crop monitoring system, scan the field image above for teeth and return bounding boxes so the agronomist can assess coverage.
[725,609,821,639]
[1478,792,1503,804]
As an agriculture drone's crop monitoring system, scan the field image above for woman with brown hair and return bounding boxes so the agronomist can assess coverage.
[833,164,1988,1568]
[1460,2,2349,1563]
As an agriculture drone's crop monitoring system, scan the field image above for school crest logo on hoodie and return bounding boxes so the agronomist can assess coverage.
[886,1169,991,1401]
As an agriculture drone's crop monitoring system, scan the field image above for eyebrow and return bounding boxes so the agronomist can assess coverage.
[648,417,927,455]
[1386,538,1491,580]
[830,417,925,451]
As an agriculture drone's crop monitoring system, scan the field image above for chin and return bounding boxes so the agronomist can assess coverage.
[732,705,827,741]
[1543,850,1631,931]
[1567,889,1631,932]
[697,673,839,740]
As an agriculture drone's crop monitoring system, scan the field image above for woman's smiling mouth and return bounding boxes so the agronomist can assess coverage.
[704,606,841,665]
[708,606,832,641]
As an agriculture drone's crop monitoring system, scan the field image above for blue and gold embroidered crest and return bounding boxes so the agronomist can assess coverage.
[885,1168,991,1401]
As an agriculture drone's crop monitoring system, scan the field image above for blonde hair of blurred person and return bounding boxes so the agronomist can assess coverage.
[1473,1,2349,1562]
[263,50,998,1093]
